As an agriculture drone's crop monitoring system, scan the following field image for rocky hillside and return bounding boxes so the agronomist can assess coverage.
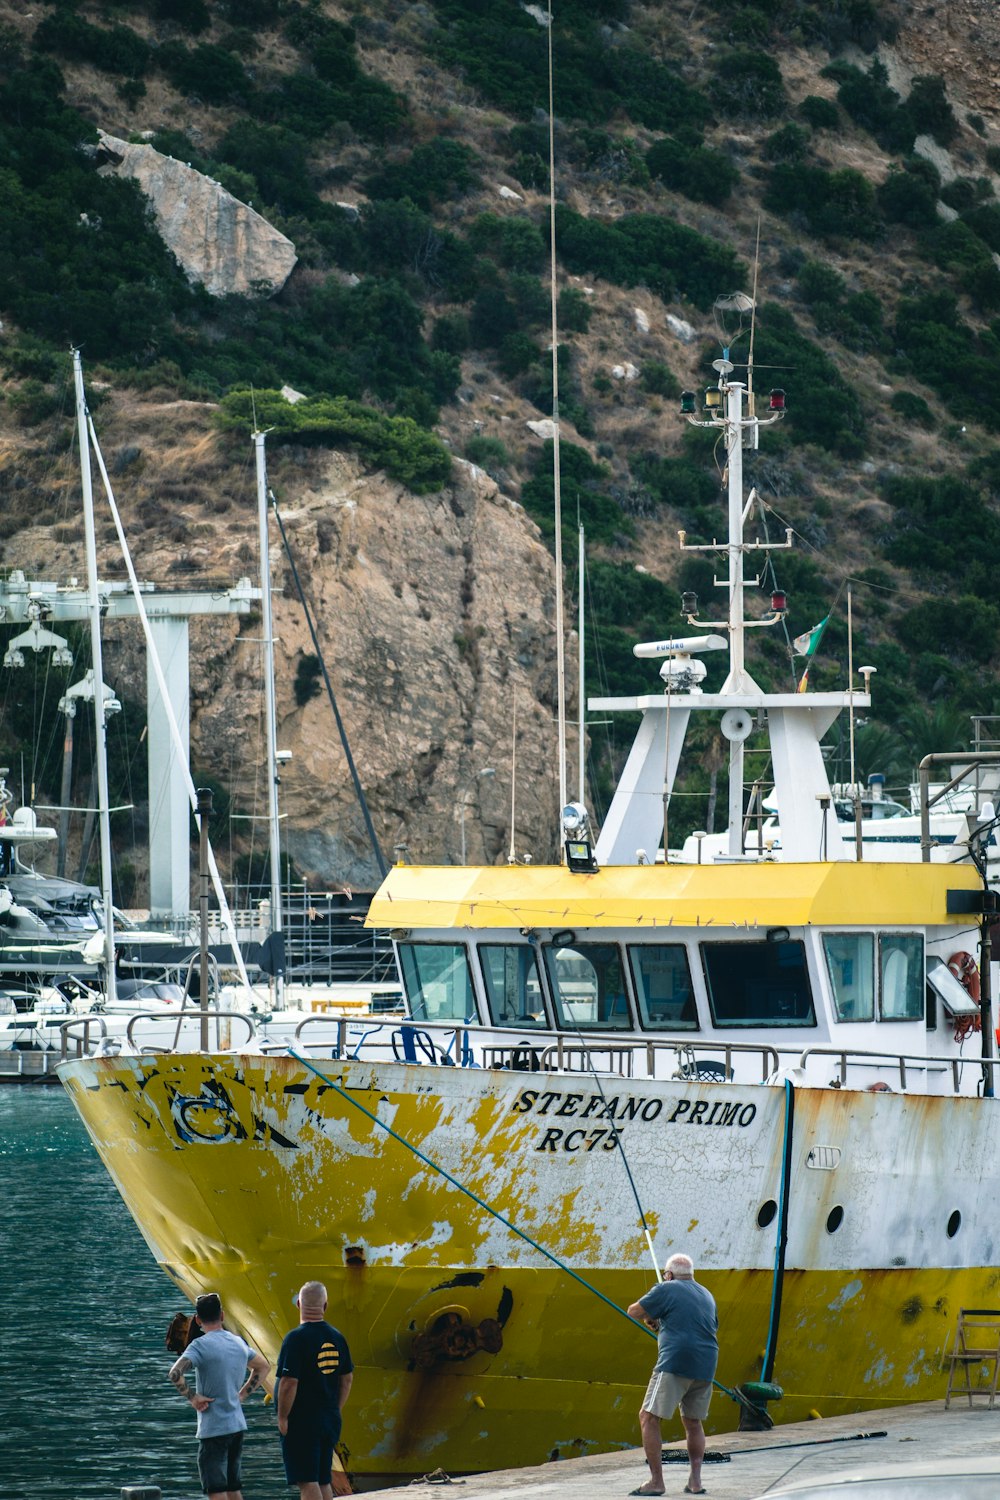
[1,0,1000,894]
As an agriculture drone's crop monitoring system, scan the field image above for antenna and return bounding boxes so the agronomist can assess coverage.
[546,0,569,838]
[508,698,518,865]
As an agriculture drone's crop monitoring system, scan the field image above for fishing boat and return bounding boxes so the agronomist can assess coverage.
[57,345,1000,1480]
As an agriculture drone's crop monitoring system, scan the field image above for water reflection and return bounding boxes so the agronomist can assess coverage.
[0,1088,285,1499]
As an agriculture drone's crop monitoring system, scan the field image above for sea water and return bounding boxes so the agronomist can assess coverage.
[0,1088,285,1500]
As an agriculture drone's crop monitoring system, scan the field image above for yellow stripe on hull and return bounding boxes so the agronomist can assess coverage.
[60,1053,1000,1477]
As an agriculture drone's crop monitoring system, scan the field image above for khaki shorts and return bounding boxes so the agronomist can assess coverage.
[642,1369,713,1422]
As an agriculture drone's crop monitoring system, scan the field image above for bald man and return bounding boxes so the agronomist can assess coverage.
[276,1281,354,1500]
[626,1253,718,1497]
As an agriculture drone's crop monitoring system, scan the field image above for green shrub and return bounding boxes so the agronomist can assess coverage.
[766,163,882,241]
[753,303,867,455]
[432,1,710,130]
[763,123,810,162]
[365,139,480,209]
[521,440,631,546]
[468,213,546,271]
[217,389,452,492]
[641,361,680,398]
[712,49,787,119]
[558,287,592,333]
[920,220,997,275]
[878,165,938,228]
[799,94,839,130]
[890,391,935,429]
[907,74,957,146]
[797,260,845,305]
[646,136,740,206]
[896,595,999,662]
[572,128,649,184]
[635,453,718,524]
[892,292,1000,428]
[34,13,150,77]
[987,146,1000,174]
[962,203,1000,254]
[940,177,991,213]
[154,0,211,33]
[498,331,540,377]
[293,654,322,708]
[465,435,509,476]
[432,313,470,354]
[157,42,251,104]
[554,205,746,311]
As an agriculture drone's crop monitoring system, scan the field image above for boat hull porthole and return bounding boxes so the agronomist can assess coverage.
[947,1210,962,1238]
[826,1206,844,1233]
[757,1200,778,1228]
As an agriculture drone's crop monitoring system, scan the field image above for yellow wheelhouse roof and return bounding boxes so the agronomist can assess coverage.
[367,859,981,933]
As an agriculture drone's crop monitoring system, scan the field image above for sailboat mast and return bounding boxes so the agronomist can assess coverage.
[546,0,568,830]
[578,523,585,804]
[253,431,284,1008]
[72,350,117,1003]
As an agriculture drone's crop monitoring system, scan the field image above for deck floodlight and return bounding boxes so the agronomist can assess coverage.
[564,838,598,873]
[681,590,699,617]
[704,386,722,414]
[768,388,786,412]
[680,390,697,415]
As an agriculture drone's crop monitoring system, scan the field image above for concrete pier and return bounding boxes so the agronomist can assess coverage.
[385,1401,1000,1497]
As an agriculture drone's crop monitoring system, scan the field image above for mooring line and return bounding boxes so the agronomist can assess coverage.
[287,1047,648,1334]
[286,1048,758,1407]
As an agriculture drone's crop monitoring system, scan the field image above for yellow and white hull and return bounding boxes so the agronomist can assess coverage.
[61,1051,1000,1477]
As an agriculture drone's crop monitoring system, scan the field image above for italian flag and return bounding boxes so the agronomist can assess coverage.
[793,614,830,691]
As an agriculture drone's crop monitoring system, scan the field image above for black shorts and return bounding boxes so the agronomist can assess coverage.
[198,1431,244,1495]
[280,1414,342,1485]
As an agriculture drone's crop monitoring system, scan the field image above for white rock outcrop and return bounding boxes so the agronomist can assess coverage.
[666,313,696,344]
[97,131,297,297]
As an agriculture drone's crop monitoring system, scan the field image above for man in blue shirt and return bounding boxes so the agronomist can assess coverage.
[626,1253,718,1497]
[168,1291,270,1500]
[276,1281,354,1500]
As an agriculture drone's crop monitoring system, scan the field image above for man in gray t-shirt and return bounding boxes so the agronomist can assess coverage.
[169,1292,270,1500]
[627,1253,718,1497]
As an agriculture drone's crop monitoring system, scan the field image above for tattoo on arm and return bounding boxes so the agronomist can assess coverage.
[243,1369,259,1392]
[169,1356,193,1400]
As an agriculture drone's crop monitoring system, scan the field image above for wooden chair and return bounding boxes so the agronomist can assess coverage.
[945,1308,1000,1409]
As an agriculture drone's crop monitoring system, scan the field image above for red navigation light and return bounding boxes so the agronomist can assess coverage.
[771,590,787,613]
[769,388,786,412]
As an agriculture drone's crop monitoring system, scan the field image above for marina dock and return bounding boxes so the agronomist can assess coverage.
[390,1401,1000,1496]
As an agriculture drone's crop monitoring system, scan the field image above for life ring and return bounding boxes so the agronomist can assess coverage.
[947,950,982,1042]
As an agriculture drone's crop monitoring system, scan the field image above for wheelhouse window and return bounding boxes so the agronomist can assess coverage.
[822,933,875,1022]
[397,942,477,1023]
[543,942,631,1030]
[879,933,924,1020]
[702,939,815,1028]
[480,944,548,1028]
[628,944,698,1030]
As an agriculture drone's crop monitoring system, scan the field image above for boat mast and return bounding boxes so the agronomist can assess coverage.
[72,350,117,1003]
[253,430,284,1009]
[578,522,586,804]
[546,0,568,834]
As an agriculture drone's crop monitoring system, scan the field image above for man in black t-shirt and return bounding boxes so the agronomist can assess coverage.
[276,1281,354,1500]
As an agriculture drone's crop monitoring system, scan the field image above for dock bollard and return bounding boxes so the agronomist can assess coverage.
[121,1488,161,1500]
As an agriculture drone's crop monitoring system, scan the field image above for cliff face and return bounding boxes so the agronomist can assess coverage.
[195,451,566,884]
[72,430,563,888]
